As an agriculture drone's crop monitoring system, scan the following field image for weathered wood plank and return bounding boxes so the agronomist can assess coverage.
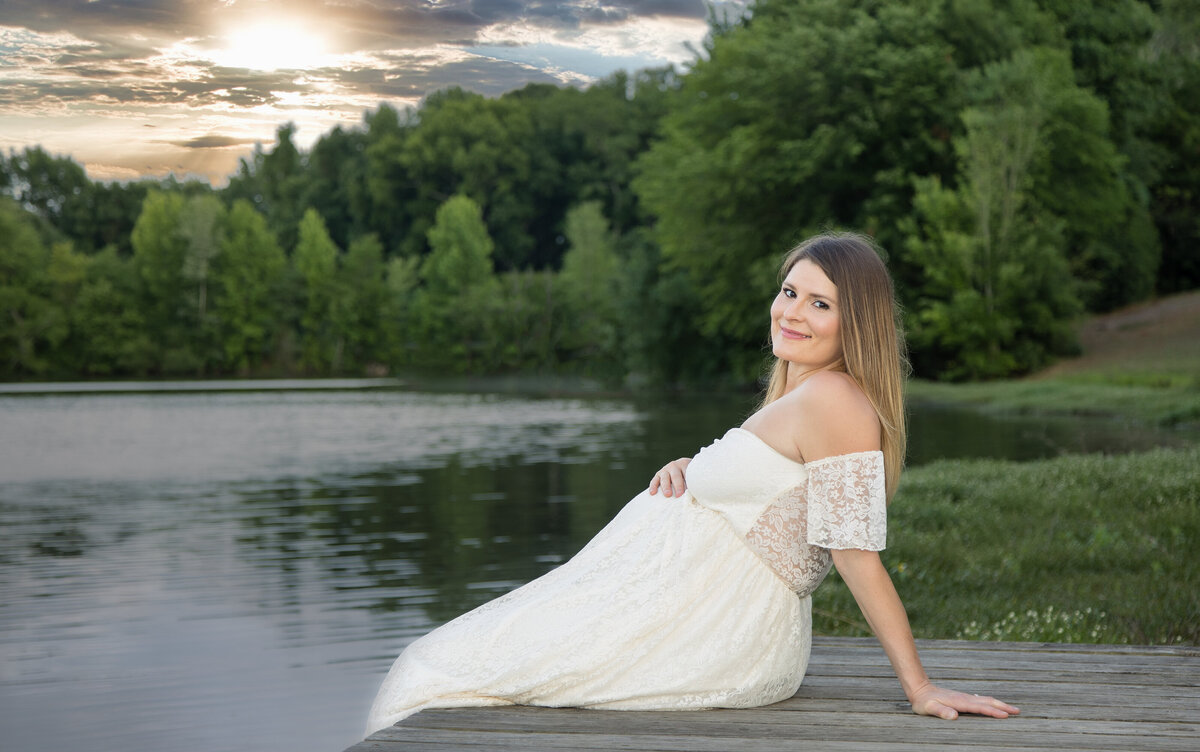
[396,706,1198,738]
[807,646,1198,679]
[382,710,1197,751]
[349,727,1165,752]
[749,697,1193,723]
[793,674,1200,703]
[350,639,1200,752]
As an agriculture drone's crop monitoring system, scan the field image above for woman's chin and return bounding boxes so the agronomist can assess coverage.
[772,342,804,362]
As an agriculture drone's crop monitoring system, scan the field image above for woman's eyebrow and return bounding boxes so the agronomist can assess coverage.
[789,286,837,303]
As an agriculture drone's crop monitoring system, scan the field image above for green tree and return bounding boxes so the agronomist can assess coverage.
[361,104,416,255]
[421,194,496,296]
[131,191,202,373]
[70,247,154,375]
[394,89,534,268]
[293,208,341,371]
[381,254,421,369]
[179,195,225,365]
[1013,42,1161,309]
[214,200,286,373]
[618,228,719,385]
[557,201,621,370]
[491,269,560,372]
[1145,0,1200,292]
[415,194,498,370]
[86,181,152,256]
[902,50,1082,379]
[3,146,92,247]
[500,71,673,268]
[224,123,308,252]
[3,147,163,256]
[0,198,67,375]
[304,125,370,251]
[335,234,388,371]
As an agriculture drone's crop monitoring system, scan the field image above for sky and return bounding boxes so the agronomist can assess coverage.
[0,0,750,186]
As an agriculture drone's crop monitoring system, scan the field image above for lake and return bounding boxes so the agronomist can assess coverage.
[1,381,1193,752]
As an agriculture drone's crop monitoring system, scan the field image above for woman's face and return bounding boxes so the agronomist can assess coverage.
[770,258,842,371]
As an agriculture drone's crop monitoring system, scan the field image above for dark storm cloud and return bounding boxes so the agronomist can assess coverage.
[620,0,708,17]
[166,135,260,149]
[349,54,564,97]
[496,1,705,30]
[469,0,527,24]
[0,61,303,110]
[0,0,205,43]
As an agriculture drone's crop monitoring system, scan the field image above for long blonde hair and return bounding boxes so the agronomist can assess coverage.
[760,232,909,500]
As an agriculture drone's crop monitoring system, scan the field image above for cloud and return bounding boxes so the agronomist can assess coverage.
[165,135,260,149]
[0,1,750,182]
[1,1,723,54]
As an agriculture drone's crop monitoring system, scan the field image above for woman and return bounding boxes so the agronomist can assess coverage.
[366,233,1018,735]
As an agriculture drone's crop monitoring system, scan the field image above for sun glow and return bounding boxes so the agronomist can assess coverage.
[210,22,331,71]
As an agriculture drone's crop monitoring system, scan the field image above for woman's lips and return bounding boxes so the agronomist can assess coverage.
[779,326,811,340]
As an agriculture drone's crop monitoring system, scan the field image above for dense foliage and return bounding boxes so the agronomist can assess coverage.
[1,0,1196,382]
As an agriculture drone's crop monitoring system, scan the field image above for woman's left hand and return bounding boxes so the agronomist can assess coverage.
[909,681,1020,720]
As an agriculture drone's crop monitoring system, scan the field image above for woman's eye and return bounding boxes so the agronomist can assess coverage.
[813,300,830,310]
[782,288,796,299]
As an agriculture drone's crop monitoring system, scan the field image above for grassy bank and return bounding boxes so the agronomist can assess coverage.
[812,445,1199,645]
[908,290,1200,426]
[908,377,1200,426]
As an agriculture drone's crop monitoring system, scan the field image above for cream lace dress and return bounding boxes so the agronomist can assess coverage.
[366,427,887,734]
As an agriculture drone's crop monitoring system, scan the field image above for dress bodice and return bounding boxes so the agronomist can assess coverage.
[685,428,887,597]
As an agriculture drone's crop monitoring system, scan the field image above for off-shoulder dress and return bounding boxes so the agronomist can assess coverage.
[366,427,887,734]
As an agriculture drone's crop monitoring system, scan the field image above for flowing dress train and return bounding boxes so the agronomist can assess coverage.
[367,427,887,734]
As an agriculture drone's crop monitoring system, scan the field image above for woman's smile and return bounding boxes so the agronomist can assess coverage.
[778,326,811,340]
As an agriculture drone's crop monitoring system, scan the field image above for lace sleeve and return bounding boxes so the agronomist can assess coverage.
[804,451,887,551]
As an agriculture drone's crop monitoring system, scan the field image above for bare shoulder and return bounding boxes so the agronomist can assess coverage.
[790,371,880,460]
[743,371,881,464]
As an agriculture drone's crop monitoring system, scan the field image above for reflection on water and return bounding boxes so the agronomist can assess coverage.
[0,385,1193,752]
[0,387,740,752]
[907,398,1199,464]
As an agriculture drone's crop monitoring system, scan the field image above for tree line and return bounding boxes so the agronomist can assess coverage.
[2,0,1196,383]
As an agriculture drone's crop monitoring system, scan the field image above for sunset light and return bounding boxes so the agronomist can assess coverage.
[0,1,745,183]
[210,22,331,71]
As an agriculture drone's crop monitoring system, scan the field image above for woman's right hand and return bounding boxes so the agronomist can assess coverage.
[648,458,691,497]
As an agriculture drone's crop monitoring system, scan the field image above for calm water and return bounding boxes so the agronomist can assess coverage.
[1,383,1193,752]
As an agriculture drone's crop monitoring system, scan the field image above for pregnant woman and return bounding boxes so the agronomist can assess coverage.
[366,232,1019,734]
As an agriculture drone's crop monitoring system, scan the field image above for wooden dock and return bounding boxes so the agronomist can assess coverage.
[348,636,1200,751]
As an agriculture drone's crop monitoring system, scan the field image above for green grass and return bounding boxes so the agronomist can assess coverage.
[907,290,1200,425]
[907,377,1200,426]
[811,446,1200,645]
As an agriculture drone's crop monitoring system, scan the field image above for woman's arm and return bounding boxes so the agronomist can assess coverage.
[831,548,1020,719]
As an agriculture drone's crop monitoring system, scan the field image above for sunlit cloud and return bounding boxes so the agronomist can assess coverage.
[189,18,341,72]
[0,1,751,184]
